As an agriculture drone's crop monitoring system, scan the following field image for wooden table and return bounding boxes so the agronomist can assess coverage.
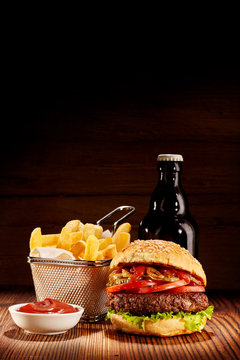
[0,288,239,360]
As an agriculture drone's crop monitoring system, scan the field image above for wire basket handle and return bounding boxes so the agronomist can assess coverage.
[96,206,135,234]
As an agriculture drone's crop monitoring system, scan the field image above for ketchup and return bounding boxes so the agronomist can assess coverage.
[18,298,78,314]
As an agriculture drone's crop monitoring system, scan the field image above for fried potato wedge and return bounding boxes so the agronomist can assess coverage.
[78,221,85,232]
[112,222,131,243]
[57,227,72,251]
[96,251,104,261]
[70,231,83,244]
[65,220,80,232]
[30,227,42,250]
[101,244,117,259]
[71,240,86,259]
[99,236,112,250]
[41,234,59,247]
[115,232,130,252]
[83,235,99,261]
[83,223,103,240]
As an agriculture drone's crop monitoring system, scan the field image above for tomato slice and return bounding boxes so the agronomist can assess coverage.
[106,279,163,293]
[166,286,205,293]
[129,265,146,283]
[127,279,187,293]
[106,266,194,294]
[176,270,190,283]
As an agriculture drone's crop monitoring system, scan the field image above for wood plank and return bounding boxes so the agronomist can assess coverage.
[0,195,239,228]
[0,288,239,360]
[197,226,240,290]
[3,78,240,145]
[1,140,239,196]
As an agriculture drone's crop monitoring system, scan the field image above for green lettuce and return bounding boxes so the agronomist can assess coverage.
[106,305,214,332]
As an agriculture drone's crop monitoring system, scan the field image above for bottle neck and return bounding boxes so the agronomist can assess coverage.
[157,161,182,187]
[152,161,188,216]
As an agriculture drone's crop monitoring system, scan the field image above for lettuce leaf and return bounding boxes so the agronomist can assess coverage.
[106,305,214,332]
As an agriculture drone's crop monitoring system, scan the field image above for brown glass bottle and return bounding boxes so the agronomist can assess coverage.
[138,154,198,258]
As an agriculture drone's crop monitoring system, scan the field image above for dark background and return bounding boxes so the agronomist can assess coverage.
[1,67,239,289]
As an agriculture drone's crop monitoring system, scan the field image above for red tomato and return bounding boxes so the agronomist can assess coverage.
[166,286,205,293]
[129,266,146,283]
[106,279,163,293]
[129,279,187,293]
[176,270,190,284]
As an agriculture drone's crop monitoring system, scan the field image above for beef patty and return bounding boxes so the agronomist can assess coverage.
[106,292,209,315]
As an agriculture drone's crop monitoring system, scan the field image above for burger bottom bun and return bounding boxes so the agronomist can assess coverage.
[110,314,207,337]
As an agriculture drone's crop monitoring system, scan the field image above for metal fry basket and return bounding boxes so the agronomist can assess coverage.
[28,206,135,322]
[28,257,111,322]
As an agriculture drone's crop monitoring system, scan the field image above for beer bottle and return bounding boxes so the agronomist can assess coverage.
[138,154,198,258]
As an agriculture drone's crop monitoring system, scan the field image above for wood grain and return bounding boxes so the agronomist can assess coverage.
[0,288,239,360]
[1,140,239,196]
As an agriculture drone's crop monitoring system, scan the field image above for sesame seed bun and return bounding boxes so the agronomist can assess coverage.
[110,239,206,286]
[110,313,207,337]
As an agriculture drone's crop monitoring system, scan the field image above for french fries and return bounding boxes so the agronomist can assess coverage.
[83,235,99,261]
[57,227,72,251]
[65,220,80,232]
[112,222,131,242]
[70,240,86,259]
[115,232,130,252]
[70,231,83,244]
[99,237,112,250]
[83,224,103,241]
[30,227,42,250]
[29,219,132,261]
[41,234,59,247]
[101,244,117,259]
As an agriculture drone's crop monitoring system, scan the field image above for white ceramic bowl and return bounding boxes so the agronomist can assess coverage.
[8,303,84,335]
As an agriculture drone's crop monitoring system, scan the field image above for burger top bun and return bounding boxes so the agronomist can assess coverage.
[110,239,206,286]
[110,313,207,337]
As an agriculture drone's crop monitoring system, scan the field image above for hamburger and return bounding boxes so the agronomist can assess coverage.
[106,239,213,336]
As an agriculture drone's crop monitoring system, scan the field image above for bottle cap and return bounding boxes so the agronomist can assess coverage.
[157,154,184,162]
